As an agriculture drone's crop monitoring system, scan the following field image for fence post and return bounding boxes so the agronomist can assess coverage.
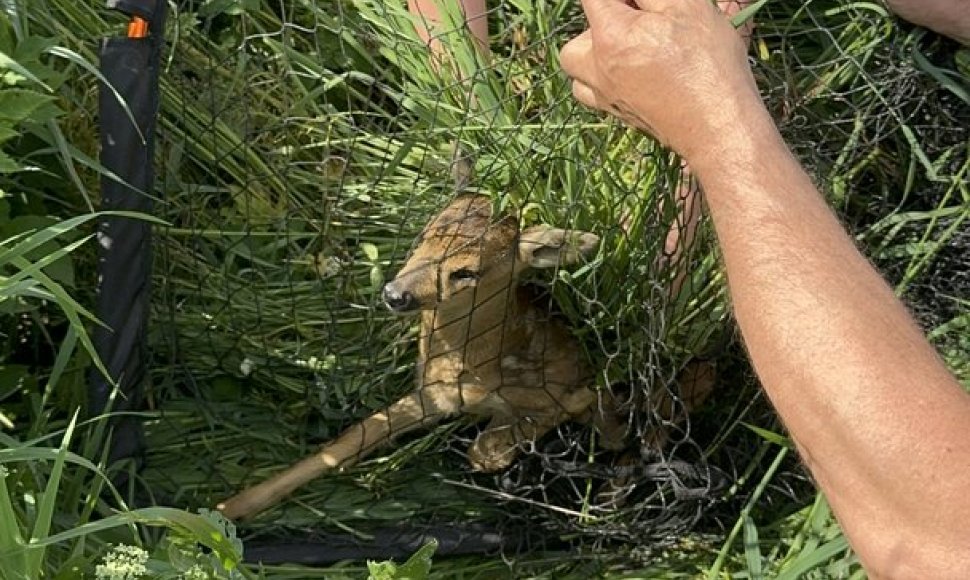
[89,0,168,480]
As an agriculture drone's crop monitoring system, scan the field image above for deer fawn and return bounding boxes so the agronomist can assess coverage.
[217,186,628,520]
[217,159,721,520]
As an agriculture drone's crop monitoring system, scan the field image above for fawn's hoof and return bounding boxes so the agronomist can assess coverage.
[467,430,520,472]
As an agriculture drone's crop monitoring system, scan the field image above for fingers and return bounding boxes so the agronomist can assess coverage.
[717,0,755,43]
[559,30,593,86]
[716,0,749,17]
[560,29,606,114]
[570,79,601,111]
[583,0,731,26]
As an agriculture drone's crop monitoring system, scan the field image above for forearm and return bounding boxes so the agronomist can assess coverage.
[690,111,970,577]
[408,0,489,51]
[558,0,970,570]
[883,0,970,45]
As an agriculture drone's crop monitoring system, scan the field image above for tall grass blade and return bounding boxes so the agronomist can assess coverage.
[0,211,165,268]
[707,447,789,579]
[731,0,769,27]
[775,535,852,580]
[0,49,52,90]
[0,465,27,577]
[45,46,145,144]
[743,515,764,580]
[28,326,79,438]
[24,411,78,577]
[0,234,93,290]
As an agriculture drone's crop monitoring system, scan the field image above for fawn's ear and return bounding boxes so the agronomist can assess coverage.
[451,146,474,192]
[517,225,599,269]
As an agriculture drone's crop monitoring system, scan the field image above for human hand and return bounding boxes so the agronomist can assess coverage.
[560,0,767,164]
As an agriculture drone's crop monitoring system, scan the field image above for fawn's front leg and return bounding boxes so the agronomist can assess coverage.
[466,385,608,472]
[217,382,483,520]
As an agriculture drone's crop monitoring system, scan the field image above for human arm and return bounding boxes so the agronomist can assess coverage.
[559,1,970,577]
[408,0,489,55]
[883,0,970,45]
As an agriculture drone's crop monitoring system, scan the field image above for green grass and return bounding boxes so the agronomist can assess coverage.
[0,4,250,577]
[1,0,967,577]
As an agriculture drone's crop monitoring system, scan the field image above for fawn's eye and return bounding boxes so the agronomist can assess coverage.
[449,268,479,282]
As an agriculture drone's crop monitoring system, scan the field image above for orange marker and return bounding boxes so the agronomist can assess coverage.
[127,16,149,38]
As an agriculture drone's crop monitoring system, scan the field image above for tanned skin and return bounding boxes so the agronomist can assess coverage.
[883,0,970,45]
[560,0,970,578]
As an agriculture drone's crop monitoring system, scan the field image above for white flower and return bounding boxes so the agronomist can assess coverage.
[95,544,149,579]
[181,564,209,580]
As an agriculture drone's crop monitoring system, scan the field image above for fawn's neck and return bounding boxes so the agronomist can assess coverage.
[419,286,531,373]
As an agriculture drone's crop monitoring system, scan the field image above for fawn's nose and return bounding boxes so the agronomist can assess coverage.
[382,283,417,312]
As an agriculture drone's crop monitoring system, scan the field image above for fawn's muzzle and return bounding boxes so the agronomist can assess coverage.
[382,283,417,312]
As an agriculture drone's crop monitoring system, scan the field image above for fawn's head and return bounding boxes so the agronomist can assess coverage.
[382,193,599,315]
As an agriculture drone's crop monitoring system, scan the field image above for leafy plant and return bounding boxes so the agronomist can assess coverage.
[0,6,248,578]
[367,540,437,580]
[0,412,246,579]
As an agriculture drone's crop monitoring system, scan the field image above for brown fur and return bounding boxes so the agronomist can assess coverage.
[216,194,626,520]
[216,189,719,520]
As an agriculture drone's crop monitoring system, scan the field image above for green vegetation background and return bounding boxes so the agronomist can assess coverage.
[0,0,966,578]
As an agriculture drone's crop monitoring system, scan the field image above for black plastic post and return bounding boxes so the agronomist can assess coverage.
[89,0,167,474]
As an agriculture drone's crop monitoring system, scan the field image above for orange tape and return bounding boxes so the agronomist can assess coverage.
[127,16,149,38]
